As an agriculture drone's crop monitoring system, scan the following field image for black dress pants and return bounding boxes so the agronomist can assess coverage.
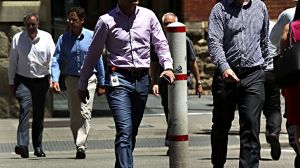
[262,71,281,141]
[211,68,265,168]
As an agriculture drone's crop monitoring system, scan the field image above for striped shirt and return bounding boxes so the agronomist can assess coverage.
[208,0,269,73]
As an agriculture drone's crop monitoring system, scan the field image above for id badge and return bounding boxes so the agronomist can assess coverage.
[111,75,120,87]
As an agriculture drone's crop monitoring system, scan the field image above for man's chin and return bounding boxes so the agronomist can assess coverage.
[132,1,139,5]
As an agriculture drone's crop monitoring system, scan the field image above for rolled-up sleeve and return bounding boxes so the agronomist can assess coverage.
[8,35,18,85]
[150,12,173,70]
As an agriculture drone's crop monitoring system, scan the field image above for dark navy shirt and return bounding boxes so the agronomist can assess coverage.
[208,0,269,73]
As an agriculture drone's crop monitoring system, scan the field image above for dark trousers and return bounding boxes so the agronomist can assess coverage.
[15,84,31,147]
[159,80,169,144]
[105,70,150,168]
[283,105,299,155]
[262,71,281,141]
[211,69,265,168]
[15,74,49,149]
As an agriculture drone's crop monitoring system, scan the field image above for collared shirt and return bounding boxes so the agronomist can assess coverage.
[51,28,105,86]
[78,5,173,90]
[270,7,295,49]
[208,0,269,73]
[266,21,277,71]
[8,29,55,85]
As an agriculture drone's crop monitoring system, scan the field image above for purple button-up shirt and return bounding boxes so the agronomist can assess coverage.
[78,5,173,90]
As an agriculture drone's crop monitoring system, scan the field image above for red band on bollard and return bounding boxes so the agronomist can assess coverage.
[168,135,189,141]
[167,27,186,33]
[175,74,187,80]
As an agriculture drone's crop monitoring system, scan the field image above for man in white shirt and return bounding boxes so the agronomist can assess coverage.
[8,13,55,158]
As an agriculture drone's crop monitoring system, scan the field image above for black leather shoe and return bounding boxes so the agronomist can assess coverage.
[15,145,29,158]
[269,133,281,160]
[34,148,46,157]
[76,148,86,159]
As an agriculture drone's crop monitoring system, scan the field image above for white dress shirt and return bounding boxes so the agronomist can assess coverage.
[8,29,55,85]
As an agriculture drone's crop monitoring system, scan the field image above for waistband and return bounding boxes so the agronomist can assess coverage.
[232,66,262,74]
[108,66,149,78]
[16,74,49,81]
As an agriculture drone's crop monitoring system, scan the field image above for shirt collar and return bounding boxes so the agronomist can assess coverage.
[228,0,252,7]
[69,27,85,40]
[26,29,40,44]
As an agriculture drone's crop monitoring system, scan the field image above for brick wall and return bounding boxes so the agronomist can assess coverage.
[182,0,295,22]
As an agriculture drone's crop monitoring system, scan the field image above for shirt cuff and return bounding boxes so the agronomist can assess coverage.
[219,63,231,74]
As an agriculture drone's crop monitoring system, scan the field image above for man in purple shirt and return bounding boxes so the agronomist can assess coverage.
[78,0,174,167]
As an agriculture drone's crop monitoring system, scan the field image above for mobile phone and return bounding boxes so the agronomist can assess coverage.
[161,74,173,85]
[223,76,237,83]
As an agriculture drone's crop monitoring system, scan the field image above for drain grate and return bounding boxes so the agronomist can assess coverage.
[0,135,239,153]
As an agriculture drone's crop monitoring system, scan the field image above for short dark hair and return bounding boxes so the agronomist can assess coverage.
[23,13,39,23]
[68,7,86,20]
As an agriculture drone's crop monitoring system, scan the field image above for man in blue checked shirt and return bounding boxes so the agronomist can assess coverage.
[208,0,269,167]
[51,7,105,159]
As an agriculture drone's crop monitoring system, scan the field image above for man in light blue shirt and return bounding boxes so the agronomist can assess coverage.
[51,7,105,159]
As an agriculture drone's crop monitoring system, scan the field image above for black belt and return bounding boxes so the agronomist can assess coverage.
[109,66,149,78]
[16,74,49,81]
[232,66,261,74]
[66,74,80,78]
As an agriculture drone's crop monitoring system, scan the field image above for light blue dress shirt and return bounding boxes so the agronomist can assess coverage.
[51,28,105,86]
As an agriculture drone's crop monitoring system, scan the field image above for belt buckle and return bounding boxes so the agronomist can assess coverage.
[131,69,140,78]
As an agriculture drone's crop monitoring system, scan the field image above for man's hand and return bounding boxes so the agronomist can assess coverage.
[152,84,159,96]
[78,89,89,104]
[9,84,16,98]
[96,86,106,96]
[50,82,61,94]
[222,69,240,83]
[160,69,175,84]
[196,83,203,98]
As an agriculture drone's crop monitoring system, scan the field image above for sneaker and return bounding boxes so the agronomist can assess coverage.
[76,148,86,159]
[269,133,281,160]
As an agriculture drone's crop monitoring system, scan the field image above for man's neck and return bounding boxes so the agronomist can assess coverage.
[72,27,83,37]
[27,31,37,40]
[119,4,136,16]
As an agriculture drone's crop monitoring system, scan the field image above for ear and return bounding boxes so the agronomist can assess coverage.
[81,18,85,24]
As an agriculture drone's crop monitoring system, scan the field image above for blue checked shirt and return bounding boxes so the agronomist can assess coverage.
[51,28,105,86]
[208,0,269,73]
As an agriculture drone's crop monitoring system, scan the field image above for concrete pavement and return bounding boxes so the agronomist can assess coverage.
[0,95,296,167]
